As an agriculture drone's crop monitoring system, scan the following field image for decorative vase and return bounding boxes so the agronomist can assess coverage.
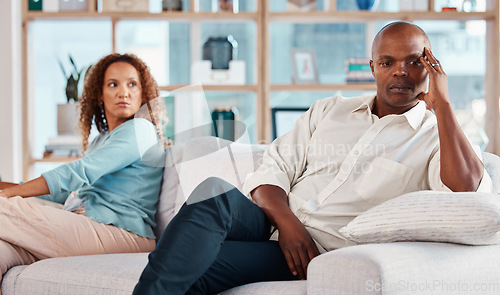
[202,36,238,70]
[355,0,377,10]
[57,103,81,135]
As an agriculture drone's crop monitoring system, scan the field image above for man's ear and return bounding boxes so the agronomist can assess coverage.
[369,60,375,77]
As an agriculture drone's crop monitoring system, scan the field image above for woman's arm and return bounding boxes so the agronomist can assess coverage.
[0,181,18,190]
[42,118,159,196]
[0,176,50,198]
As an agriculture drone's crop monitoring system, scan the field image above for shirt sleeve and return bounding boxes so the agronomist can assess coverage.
[242,98,330,200]
[428,145,493,192]
[42,118,159,196]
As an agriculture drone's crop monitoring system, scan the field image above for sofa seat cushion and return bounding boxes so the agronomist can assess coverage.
[308,242,500,295]
[2,253,149,295]
[219,281,306,295]
[3,253,304,295]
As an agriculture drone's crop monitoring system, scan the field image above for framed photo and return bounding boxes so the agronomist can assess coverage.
[271,107,309,140]
[291,49,319,84]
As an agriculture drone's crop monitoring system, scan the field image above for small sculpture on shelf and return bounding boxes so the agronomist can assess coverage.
[192,35,245,85]
[217,0,239,13]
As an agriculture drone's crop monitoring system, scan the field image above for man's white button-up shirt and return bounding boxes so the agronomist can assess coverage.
[243,95,492,252]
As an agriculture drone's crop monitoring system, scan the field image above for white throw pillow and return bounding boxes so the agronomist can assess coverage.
[339,190,500,245]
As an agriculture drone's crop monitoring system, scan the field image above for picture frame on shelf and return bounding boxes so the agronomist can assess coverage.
[291,49,319,84]
[271,107,309,140]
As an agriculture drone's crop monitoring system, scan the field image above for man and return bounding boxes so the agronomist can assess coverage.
[133,21,492,294]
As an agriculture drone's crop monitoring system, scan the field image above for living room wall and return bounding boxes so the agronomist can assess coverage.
[0,0,22,182]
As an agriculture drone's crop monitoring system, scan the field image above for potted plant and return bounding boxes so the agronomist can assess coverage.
[57,55,90,135]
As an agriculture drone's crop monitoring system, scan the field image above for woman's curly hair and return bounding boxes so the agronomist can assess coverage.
[79,53,167,152]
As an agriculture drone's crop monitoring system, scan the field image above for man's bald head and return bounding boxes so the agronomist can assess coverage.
[371,22,430,58]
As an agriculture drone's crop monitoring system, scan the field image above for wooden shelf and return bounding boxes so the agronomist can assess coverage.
[30,157,80,164]
[25,10,493,22]
[24,11,259,21]
[269,11,495,22]
[159,84,259,92]
[163,82,375,94]
[271,83,377,92]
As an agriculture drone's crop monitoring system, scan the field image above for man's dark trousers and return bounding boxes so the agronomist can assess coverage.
[133,177,296,295]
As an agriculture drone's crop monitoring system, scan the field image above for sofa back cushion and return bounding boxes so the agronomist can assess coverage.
[483,152,500,193]
[154,136,266,239]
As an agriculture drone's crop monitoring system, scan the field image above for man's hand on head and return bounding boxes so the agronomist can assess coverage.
[417,47,451,111]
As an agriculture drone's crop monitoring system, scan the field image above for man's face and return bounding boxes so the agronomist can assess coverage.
[370,28,429,115]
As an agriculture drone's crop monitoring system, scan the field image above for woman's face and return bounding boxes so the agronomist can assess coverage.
[101,62,143,131]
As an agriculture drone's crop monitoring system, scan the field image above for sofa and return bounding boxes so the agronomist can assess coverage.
[3,136,500,295]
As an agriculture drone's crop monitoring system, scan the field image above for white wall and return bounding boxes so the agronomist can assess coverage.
[0,0,22,182]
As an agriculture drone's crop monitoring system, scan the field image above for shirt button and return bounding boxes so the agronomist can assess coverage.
[372,128,377,132]
[337,178,343,182]
[354,150,359,155]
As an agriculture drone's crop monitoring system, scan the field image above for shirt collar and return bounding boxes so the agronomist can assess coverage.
[352,95,427,131]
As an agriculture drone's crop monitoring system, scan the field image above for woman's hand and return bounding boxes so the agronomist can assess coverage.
[417,47,451,111]
[277,214,320,280]
[0,181,17,198]
[0,181,18,190]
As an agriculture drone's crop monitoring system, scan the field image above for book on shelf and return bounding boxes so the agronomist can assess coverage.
[59,0,87,11]
[29,0,43,11]
[44,135,83,158]
[43,0,59,12]
[345,58,375,83]
[100,0,149,12]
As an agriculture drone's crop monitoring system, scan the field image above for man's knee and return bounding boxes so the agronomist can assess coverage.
[186,177,238,206]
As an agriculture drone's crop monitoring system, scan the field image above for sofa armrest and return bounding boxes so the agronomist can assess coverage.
[307,242,500,295]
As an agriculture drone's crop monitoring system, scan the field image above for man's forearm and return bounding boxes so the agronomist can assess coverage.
[434,101,484,191]
[251,184,299,228]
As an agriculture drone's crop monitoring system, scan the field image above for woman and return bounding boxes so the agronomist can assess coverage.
[0,53,166,283]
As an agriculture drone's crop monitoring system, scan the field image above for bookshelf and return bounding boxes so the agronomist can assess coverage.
[21,0,500,179]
